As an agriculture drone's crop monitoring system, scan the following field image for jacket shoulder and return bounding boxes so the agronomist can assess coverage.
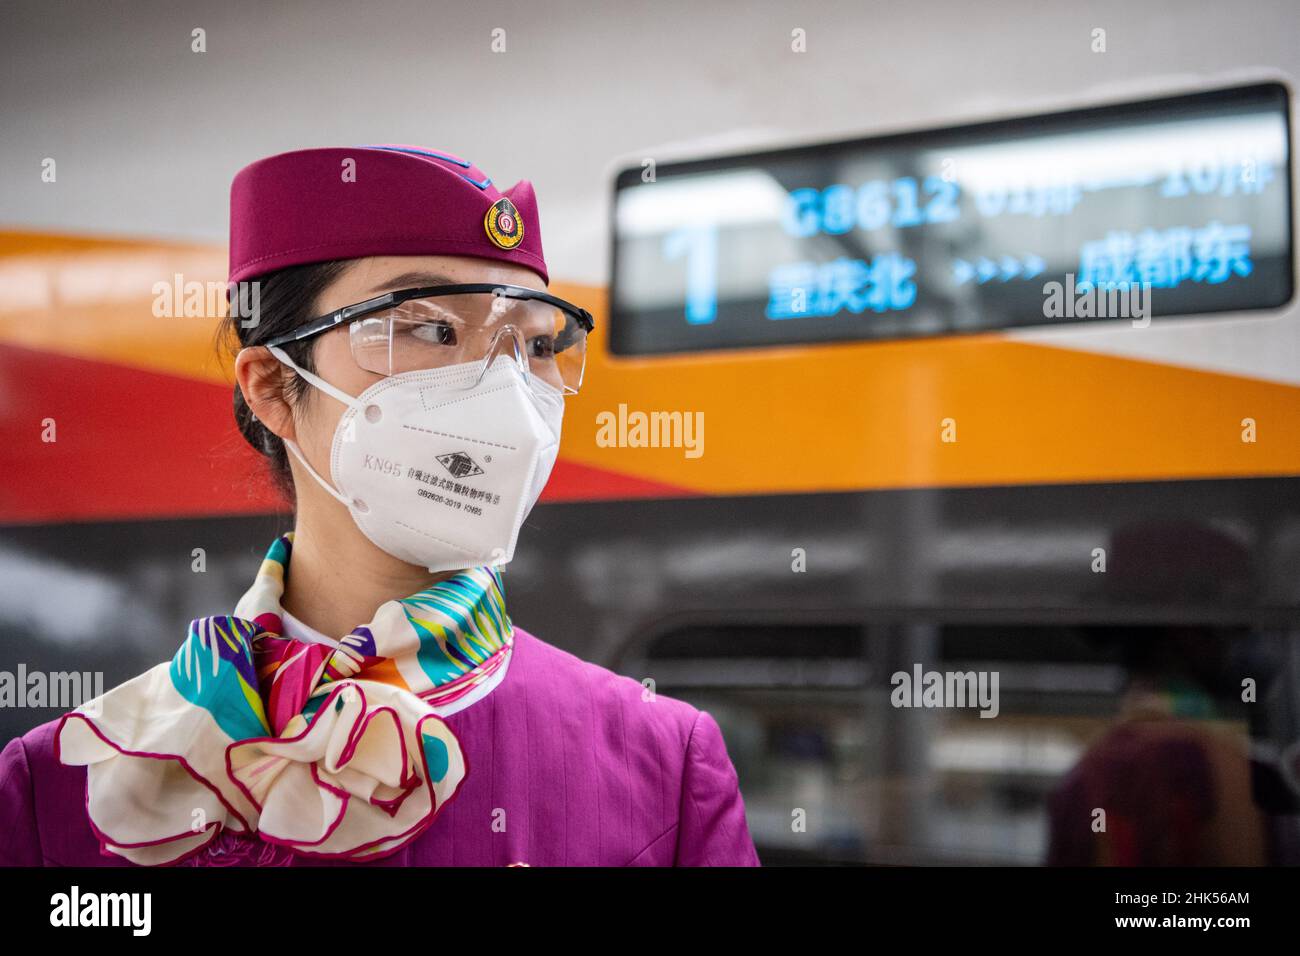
[5,715,65,778]
[1,716,78,865]
[507,628,760,865]
[509,627,701,742]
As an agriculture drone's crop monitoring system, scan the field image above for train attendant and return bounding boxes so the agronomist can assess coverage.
[0,145,761,867]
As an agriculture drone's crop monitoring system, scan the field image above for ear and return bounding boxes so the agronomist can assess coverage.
[235,346,299,443]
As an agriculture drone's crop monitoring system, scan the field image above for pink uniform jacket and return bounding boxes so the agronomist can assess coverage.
[0,627,761,867]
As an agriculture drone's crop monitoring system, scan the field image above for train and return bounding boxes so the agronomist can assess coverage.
[1,74,1297,865]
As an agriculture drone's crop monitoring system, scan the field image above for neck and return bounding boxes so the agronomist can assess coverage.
[281,500,460,639]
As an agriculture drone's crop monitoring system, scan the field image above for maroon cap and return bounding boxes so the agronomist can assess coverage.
[227,144,547,285]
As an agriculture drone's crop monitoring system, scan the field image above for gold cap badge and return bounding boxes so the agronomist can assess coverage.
[484,196,524,250]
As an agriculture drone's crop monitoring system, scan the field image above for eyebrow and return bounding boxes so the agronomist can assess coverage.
[364,270,458,295]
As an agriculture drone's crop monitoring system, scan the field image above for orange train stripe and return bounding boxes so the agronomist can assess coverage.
[2,230,1296,505]
[561,297,1300,492]
[0,231,234,383]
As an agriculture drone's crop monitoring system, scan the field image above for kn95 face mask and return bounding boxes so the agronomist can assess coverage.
[267,345,563,573]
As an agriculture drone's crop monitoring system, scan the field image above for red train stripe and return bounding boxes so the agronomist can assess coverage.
[0,344,699,525]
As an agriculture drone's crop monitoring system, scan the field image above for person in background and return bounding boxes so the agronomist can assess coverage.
[1047,522,1268,865]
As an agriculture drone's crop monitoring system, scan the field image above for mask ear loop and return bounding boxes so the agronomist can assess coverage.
[268,344,365,409]
[266,345,360,510]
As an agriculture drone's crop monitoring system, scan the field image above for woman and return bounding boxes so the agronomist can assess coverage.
[0,145,760,867]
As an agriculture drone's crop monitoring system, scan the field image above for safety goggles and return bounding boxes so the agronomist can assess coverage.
[263,284,595,394]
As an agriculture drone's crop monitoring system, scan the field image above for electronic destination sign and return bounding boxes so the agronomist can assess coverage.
[609,83,1294,356]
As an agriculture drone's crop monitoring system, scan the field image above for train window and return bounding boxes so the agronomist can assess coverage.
[611,83,1293,355]
[621,621,1300,865]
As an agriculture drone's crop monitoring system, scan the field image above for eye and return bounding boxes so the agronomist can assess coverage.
[409,321,457,346]
[528,335,556,359]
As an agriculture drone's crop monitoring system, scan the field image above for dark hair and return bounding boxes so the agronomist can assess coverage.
[218,259,352,502]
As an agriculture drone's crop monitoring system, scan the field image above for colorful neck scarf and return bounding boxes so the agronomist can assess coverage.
[56,532,512,866]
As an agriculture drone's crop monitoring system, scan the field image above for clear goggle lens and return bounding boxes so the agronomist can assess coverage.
[348,292,588,393]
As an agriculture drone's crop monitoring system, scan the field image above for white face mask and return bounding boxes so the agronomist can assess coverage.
[268,346,564,573]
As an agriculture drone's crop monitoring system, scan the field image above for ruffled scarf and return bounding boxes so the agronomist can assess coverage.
[55,532,513,866]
